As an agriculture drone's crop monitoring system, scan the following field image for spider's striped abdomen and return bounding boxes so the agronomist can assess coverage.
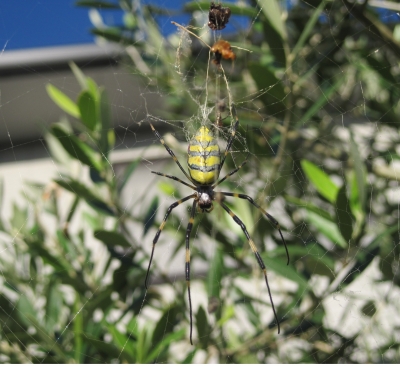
[187,126,220,185]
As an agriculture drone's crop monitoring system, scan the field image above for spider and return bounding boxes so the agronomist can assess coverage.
[145,107,289,345]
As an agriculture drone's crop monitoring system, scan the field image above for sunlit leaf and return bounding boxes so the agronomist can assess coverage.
[143,197,159,237]
[46,84,80,118]
[78,90,98,131]
[306,211,347,248]
[261,256,308,292]
[51,125,102,171]
[207,247,223,300]
[301,160,339,203]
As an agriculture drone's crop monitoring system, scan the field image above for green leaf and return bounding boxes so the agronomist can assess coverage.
[259,0,286,40]
[45,282,63,333]
[99,88,111,155]
[17,296,37,328]
[51,125,102,171]
[335,186,354,244]
[248,63,286,118]
[143,197,159,237]
[181,348,197,364]
[82,333,134,362]
[296,77,345,127]
[152,305,179,346]
[196,306,210,349]
[291,0,329,59]
[306,211,347,248]
[269,242,335,270]
[216,304,235,327]
[78,90,98,131]
[285,195,333,221]
[261,256,308,292]
[349,132,366,210]
[158,181,176,196]
[145,328,185,363]
[259,0,286,66]
[73,297,83,363]
[46,84,80,118]
[69,61,88,90]
[55,178,115,216]
[301,160,339,203]
[207,247,223,300]
[94,230,131,248]
[24,314,68,362]
[107,324,135,361]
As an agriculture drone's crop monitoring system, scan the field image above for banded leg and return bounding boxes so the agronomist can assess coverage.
[151,171,196,190]
[149,122,193,183]
[212,153,249,188]
[218,105,239,173]
[186,200,197,345]
[145,194,196,289]
[219,192,289,265]
[219,201,281,334]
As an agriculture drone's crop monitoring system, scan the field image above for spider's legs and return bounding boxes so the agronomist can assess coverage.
[186,200,197,345]
[145,194,196,289]
[219,192,289,265]
[212,153,249,188]
[218,105,239,173]
[149,122,193,183]
[151,171,196,190]
[219,201,281,334]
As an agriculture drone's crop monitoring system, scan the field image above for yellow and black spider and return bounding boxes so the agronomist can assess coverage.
[145,108,289,344]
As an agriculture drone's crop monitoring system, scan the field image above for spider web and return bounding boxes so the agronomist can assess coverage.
[1,0,400,363]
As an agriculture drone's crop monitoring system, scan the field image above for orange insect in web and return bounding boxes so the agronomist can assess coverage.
[211,39,236,65]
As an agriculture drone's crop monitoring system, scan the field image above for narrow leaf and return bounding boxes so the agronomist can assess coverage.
[119,158,140,192]
[69,61,88,89]
[51,125,102,171]
[349,132,366,210]
[335,186,354,244]
[248,63,286,118]
[99,88,111,155]
[46,84,80,118]
[301,160,339,203]
[94,230,131,248]
[207,247,223,300]
[261,256,308,292]
[78,90,98,131]
[285,195,333,221]
[306,211,347,248]
[196,306,210,349]
[143,197,159,237]
[291,0,328,59]
[296,77,344,127]
[55,178,114,216]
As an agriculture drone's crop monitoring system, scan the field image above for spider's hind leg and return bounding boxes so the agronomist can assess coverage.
[218,200,281,334]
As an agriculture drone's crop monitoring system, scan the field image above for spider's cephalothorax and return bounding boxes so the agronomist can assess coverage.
[145,111,289,345]
[196,187,215,213]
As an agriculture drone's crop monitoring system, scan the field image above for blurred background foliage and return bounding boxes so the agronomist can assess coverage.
[1,0,400,363]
